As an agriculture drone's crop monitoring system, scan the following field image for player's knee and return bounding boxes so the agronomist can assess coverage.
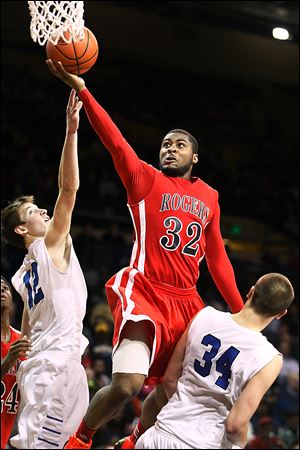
[112,338,151,378]
[111,373,145,401]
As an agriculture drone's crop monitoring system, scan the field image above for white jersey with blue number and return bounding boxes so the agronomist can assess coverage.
[156,306,281,449]
[11,238,88,359]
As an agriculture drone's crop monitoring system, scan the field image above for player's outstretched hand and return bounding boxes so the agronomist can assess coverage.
[66,89,83,134]
[46,59,86,93]
[6,336,31,366]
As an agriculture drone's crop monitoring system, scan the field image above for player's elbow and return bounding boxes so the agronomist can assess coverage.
[226,416,248,435]
[225,416,248,449]
[61,184,79,195]
[225,420,239,435]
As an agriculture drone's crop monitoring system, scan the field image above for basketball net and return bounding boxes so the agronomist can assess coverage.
[28,1,85,46]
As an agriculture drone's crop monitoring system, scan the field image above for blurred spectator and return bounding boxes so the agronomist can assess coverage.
[100,222,127,248]
[274,372,299,425]
[277,339,299,383]
[93,358,110,388]
[247,416,286,449]
[97,171,121,200]
[73,223,99,269]
[278,411,299,449]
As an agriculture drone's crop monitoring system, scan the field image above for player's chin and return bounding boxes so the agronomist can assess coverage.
[160,164,185,177]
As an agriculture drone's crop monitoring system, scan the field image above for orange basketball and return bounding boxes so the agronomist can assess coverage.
[46,27,98,75]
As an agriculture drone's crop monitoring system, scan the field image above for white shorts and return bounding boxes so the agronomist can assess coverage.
[135,426,188,449]
[135,425,243,449]
[10,353,89,449]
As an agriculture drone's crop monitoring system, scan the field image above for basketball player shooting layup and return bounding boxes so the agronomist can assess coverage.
[46,60,245,450]
[1,90,89,449]
[135,273,295,449]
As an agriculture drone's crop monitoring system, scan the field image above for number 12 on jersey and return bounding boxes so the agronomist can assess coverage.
[194,334,240,390]
[23,262,44,309]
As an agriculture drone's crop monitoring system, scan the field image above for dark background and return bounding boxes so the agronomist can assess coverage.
[1,2,299,448]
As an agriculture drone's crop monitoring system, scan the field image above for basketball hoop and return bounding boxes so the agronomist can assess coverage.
[28,1,85,46]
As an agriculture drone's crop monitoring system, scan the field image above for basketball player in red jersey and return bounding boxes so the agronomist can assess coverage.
[1,275,31,449]
[46,60,244,450]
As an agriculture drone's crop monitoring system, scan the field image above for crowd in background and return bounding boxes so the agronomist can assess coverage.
[2,58,298,238]
[1,56,299,448]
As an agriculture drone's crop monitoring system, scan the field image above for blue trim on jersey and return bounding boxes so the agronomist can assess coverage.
[38,437,59,447]
[46,414,64,423]
[42,426,62,435]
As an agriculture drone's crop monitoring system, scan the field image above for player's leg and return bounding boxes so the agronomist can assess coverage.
[84,319,153,429]
[64,320,154,449]
[139,383,168,428]
[81,372,146,429]
[10,357,89,449]
[114,384,167,449]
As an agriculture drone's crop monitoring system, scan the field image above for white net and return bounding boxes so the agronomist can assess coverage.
[28,1,85,46]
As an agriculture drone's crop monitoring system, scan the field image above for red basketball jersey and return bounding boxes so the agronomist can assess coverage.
[128,165,217,288]
[1,327,21,449]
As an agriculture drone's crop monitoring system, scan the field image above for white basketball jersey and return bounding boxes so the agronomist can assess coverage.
[11,238,89,359]
[156,306,281,449]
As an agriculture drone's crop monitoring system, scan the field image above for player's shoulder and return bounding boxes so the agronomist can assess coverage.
[193,305,223,324]
[192,177,219,210]
[10,326,21,341]
[200,305,222,316]
[197,177,219,196]
[23,238,45,261]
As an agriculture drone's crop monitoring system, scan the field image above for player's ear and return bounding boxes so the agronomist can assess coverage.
[275,309,287,320]
[192,153,198,165]
[246,285,255,301]
[14,225,28,236]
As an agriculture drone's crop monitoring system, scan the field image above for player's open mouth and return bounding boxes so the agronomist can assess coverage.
[165,157,177,164]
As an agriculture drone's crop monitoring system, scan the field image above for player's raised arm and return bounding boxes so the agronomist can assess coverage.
[44,89,82,253]
[46,59,154,203]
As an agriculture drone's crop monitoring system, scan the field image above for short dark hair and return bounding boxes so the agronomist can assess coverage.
[1,195,34,250]
[251,273,294,316]
[164,129,198,154]
[1,275,12,294]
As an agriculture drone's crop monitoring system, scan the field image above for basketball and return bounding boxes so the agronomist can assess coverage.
[46,27,98,75]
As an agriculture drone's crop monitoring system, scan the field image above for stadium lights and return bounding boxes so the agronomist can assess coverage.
[272,27,290,40]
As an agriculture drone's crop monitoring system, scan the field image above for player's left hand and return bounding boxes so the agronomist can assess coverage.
[5,335,32,367]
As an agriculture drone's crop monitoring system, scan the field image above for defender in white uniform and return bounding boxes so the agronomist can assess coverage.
[135,273,294,449]
[1,90,89,449]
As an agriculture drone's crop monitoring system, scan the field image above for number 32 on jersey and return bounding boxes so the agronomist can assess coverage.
[160,216,202,257]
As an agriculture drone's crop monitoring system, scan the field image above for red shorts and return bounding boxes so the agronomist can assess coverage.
[105,267,205,385]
